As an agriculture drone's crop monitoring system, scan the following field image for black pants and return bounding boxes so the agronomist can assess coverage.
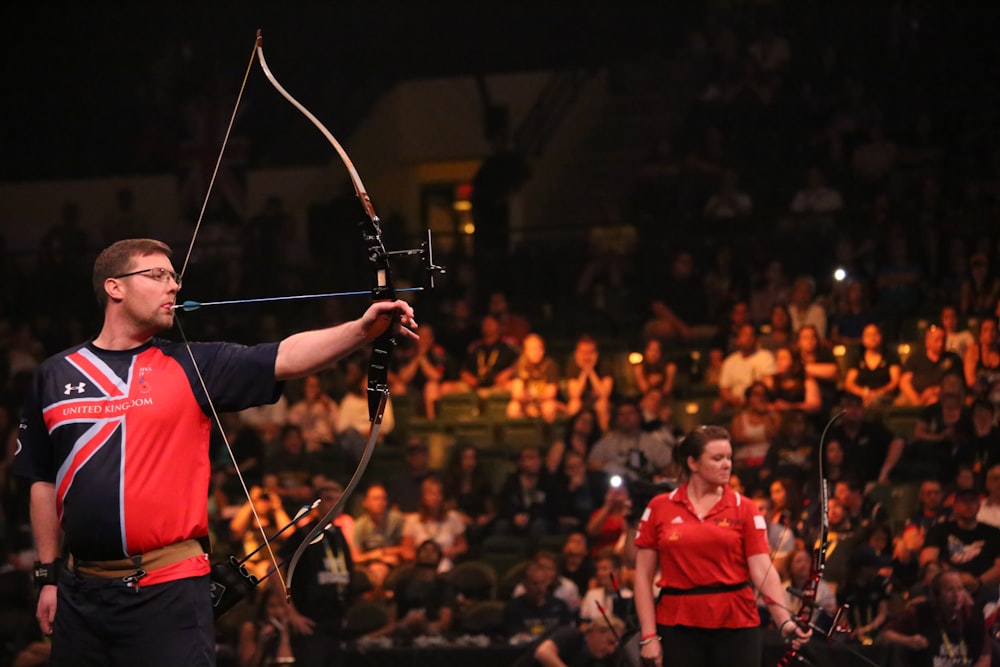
[52,568,215,667]
[659,624,762,667]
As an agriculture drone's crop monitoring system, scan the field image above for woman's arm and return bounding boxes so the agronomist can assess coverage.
[634,548,663,667]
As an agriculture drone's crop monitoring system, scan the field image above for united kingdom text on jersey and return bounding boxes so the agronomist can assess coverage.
[14,338,282,562]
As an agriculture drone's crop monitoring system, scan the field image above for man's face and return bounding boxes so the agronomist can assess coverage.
[363,486,387,516]
[925,327,945,355]
[585,626,618,658]
[952,494,980,521]
[113,252,179,333]
[919,482,943,510]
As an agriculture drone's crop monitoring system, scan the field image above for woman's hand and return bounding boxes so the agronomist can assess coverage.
[639,636,662,667]
[781,618,812,650]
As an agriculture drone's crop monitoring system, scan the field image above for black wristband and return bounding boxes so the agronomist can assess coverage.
[33,559,61,587]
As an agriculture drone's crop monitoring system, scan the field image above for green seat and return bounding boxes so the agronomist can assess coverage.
[452,418,496,447]
[438,392,481,421]
[497,418,547,450]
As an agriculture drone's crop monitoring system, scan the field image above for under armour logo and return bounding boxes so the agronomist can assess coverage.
[64,382,86,395]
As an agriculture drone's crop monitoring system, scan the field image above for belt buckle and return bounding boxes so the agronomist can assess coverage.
[122,568,147,591]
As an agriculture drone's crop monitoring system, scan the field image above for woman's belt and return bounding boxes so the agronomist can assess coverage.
[68,539,205,583]
[659,580,751,597]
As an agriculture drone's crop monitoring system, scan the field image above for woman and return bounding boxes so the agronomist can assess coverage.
[758,303,794,352]
[238,586,296,667]
[551,451,606,533]
[400,476,467,572]
[546,407,603,475]
[507,332,562,422]
[770,348,822,415]
[730,381,780,479]
[634,426,809,667]
[964,316,1000,406]
[844,323,901,407]
[441,444,496,545]
[634,337,677,397]
[793,325,840,408]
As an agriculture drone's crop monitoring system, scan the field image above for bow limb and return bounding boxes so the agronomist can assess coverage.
[253,31,395,595]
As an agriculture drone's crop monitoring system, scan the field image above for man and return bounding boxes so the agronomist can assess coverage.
[881,570,989,667]
[504,562,573,642]
[353,483,405,568]
[718,323,775,409]
[13,238,416,666]
[282,481,366,667]
[587,400,672,482]
[827,392,905,487]
[512,615,624,667]
[977,464,1000,529]
[921,489,1000,604]
[446,314,519,397]
[899,325,964,407]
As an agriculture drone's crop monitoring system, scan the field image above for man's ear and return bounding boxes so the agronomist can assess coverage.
[104,277,125,304]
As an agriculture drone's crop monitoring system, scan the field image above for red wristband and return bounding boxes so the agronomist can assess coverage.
[640,633,658,641]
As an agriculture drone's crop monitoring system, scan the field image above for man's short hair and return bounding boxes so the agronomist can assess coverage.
[93,239,172,309]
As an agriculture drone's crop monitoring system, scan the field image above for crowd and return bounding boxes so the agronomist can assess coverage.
[2,1,1000,666]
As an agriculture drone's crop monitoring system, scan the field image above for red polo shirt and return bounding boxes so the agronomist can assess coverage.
[634,483,769,628]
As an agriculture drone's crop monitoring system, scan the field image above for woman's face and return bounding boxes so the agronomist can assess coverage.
[775,348,793,374]
[644,339,662,362]
[689,439,732,488]
[797,327,818,352]
[524,335,546,364]
[770,481,787,509]
[862,324,882,351]
[461,447,477,472]
[421,480,443,509]
[826,440,844,466]
[573,411,595,435]
[771,306,789,330]
[980,319,997,345]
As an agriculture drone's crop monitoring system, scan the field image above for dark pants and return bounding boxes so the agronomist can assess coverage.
[659,624,762,667]
[52,568,215,667]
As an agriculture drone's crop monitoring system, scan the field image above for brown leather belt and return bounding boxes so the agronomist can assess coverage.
[69,539,205,579]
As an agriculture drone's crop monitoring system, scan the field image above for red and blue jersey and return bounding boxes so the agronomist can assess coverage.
[14,338,282,584]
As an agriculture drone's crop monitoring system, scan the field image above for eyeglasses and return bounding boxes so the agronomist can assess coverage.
[113,267,182,288]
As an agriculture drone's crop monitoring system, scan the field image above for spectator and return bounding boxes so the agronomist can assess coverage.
[718,323,776,409]
[486,290,532,347]
[794,324,840,410]
[444,314,519,398]
[511,550,582,615]
[506,333,562,423]
[642,250,707,341]
[844,323,902,408]
[633,337,676,398]
[585,480,630,557]
[551,451,606,534]
[579,551,633,625]
[504,562,573,643]
[788,277,828,339]
[749,259,792,325]
[977,464,1000,529]
[512,616,623,667]
[827,392,905,487]
[230,486,294,580]
[441,443,496,545]
[837,545,890,644]
[286,374,338,453]
[920,489,1000,605]
[789,166,844,215]
[353,483,406,568]
[770,348,822,416]
[587,400,672,482]
[262,424,319,510]
[761,411,815,488]
[941,304,975,360]
[389,323,449,419]
[782,547,836,619]
[335,358,395,464]
[963,317,1000,406]
[898,325,965,407]
[758,303,794,353]
[564,335,615,431]
[238,586,298,667]
[970,400,1000,474]
[702,167,753,220]
[875,235,924,322]
[560,531,596,599]
[370,540,455,641]
[730,381,781,480]
[400,477,467,572]
[908,377,974,482]
[829,280,874,347]
[710,300,753,358]
[386,440,433,513]
[881,570,987,667]
[495,446,556,540]
[961,253,1000,318]
[546,407,603,476]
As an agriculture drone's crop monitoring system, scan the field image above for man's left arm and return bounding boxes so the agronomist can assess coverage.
[274,301,416,380]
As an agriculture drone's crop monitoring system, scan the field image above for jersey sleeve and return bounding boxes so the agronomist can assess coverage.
[633,495,664,550]
[12,370,56,484]
[742,497,770,558]
[184,341,283,412]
